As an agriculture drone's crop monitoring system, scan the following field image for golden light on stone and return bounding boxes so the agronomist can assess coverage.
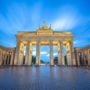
[14,22,76,66]
[0,22,90,66]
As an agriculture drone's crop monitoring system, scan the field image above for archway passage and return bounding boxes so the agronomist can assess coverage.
[32,46,36,65]
[23,45,26,65]
[53,46,58,65]
[40,46,50,65]
[64,46,67,65]
[14,40,76,66]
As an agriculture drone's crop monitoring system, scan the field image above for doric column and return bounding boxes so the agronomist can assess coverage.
[81,52,84,65]
[83,51,86,65]
[76,52,80,66]
[36,40,40,65]
[70,40,76,66]
[66,41,71,66]
[0,50,3,65]
[60,41,65,65]
[66,40,76,66]
[7,52,10,65]
[4,52,7,65]
[25,41,32,65]
[14,40,24,65]
[14,40,21,65]
[49,40,54,65]
[87,50,90,66]
[10,51,14,65]
[57,42,60,65]
[18,42,24,65]
[29,43,32,65]
[25,41,29,65]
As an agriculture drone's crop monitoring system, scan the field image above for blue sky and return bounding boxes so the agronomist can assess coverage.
[0,0,90,62]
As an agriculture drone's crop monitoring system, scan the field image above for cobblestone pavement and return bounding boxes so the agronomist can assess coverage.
[0,66,90,90]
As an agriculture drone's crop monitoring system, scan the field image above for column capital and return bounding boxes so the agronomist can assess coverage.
[57,40,63,44]
[26,40,30,44]
[36,40,41,43]
[37,40,40,42]
[17,39,22,43]
[49,40,53,43]
[58,40,63,43]
[60,41,63,45]
[70,40,73,43]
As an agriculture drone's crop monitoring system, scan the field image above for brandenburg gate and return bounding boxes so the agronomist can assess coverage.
[14,23,76,66]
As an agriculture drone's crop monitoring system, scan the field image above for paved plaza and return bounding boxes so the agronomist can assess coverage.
[0,66,90,90]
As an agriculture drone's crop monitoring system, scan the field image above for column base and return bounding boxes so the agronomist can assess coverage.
[35,64,40,67]
[50,62,54,66]
[57,65,65,67]
[35,63,40,66]
[50,64,54,66]
[67,65,77,67]
[50,65,54,66]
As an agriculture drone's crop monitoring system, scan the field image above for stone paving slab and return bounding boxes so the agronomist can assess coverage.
[0,66,90,90]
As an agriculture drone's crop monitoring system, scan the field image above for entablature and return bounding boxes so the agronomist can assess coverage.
[16,31,75,38]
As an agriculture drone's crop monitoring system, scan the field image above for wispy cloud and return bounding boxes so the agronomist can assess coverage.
[0,0,90,51]
[32,51,47,56]
[53,53,58,56]
[41,52,47,54]
[74,40,90,48]
[46,53,58,57]
[46,54,49,57]
[0,2,42,35]
[1,39,16,48]
[52,6,81,31]
[32,51,36,55]
[32,47,36,51]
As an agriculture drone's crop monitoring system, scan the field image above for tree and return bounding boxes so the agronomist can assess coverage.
[54,56,58,64]
[32,56,36,64]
